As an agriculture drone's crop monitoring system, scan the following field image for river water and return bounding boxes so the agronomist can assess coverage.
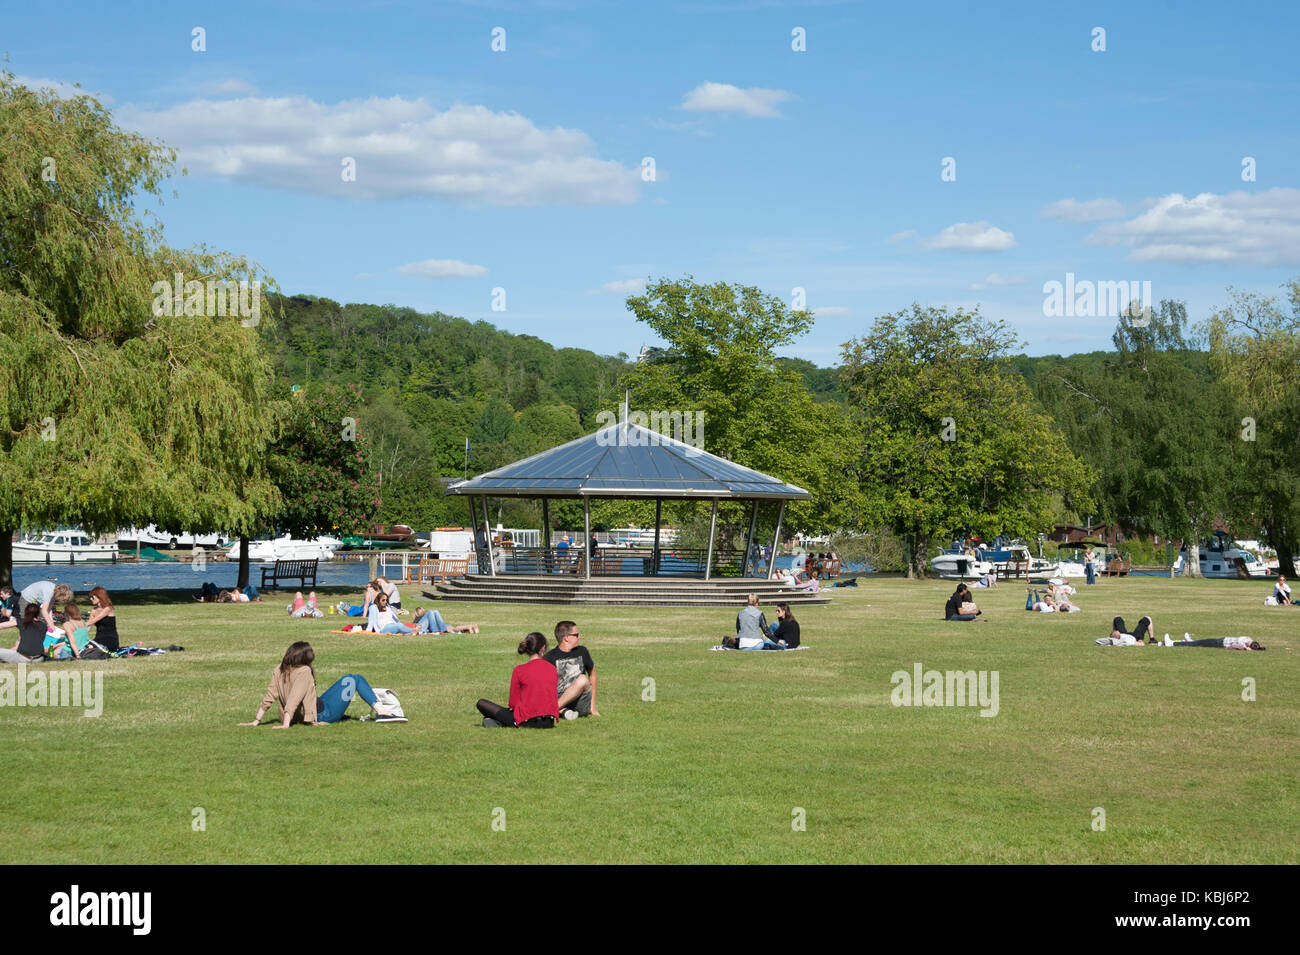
[11,560,374,594]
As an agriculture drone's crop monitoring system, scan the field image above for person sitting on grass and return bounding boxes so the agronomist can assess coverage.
[1273,575,1292,606]
[46,603,95,660]
[20,581,73,629]
[366,591,415,634]
[240,640,405,727]
[0,585,17,632]
[476,632,560,728]
[546,620,599,718]
[733,593,771,648]
[972,572,998,589]
[85,586,120,652]
[1096,615,1156,645]
[945,583,982,621]
[0,604,47,663]
[410,606,479,634]
[760,601,801,649]
[373,576,402,612]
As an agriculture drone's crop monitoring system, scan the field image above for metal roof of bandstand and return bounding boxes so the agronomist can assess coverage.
[444,422,810,501]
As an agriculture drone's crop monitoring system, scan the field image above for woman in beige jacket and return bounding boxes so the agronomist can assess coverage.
[240,641,404,727]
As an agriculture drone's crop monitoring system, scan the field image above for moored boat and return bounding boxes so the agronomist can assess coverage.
[13,530,120,563]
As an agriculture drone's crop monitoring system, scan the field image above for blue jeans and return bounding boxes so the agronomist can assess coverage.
[241,584,259,600]
[742,637,785,650]
[379,622,415,634]
[1085,564,1096,585]
[414,610,448,633]
[316,674,379,723]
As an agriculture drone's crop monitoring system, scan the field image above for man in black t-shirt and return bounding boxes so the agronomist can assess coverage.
[545,620,599,719]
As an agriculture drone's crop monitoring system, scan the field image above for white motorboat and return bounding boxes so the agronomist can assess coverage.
[1176,537,1270,578]
[118,525,229,549]
[13,530,120,563]
[226,535,338,562]
[930,548,995,579]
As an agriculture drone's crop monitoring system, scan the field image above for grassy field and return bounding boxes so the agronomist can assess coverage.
[1,575,1295,864]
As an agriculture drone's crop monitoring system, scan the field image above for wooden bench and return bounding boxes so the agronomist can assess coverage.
[260,558,318,590]
[408,557,469,584]
[1102,559,1131,577]
[997,559,1029,580]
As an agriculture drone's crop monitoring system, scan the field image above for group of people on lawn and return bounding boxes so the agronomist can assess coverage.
[0,582,120,661]
[243,619,599,729]
[331,576,479,635]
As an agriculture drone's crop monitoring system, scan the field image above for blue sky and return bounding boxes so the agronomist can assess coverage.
[8,0,1300,363]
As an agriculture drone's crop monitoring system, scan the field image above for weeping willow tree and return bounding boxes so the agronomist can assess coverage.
[0,71,281,588]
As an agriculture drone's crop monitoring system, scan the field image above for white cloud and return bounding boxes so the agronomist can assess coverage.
[117,95,640,205]
[887,230,920,244]
[597,278,646,295]
[681,82,792,118]
[813,305,850,317]
[202,78,259,96]
[1043,198,1126,223]
[919,221,1017,252]
[395,258,488,279]
[969,272,1027,290]
[14,74,113,104]
[1086,189,1300,266]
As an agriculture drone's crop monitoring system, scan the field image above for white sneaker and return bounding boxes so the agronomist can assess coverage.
[1183,632,1191,642]
[561,709,579,721]
[1163,634,1174,646]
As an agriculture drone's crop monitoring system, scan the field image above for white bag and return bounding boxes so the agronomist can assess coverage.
[371,687,406,721]
[1264,596,1278,606]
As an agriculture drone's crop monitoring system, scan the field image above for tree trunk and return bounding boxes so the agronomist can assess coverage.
[237,536,250,589]
[0,531,12,590]
[904,532,928,579]
[1183,540,1202,578]
[1277,544,1300,580]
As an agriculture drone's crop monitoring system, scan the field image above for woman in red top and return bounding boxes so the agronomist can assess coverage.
[477,632,560,728]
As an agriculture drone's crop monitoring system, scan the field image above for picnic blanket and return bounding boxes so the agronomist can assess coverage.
[708,644,810,652]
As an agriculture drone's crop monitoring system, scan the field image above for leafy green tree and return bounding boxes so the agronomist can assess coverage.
[266,383,378,540]
[841,304,1093,577]
[1205,281,1300,577]
[619,277,862,539]
[0,72,279,587]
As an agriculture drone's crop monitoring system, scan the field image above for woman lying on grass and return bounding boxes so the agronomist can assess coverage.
[410,606,479,634]
[240,640,405,727]
[476,632,559,728]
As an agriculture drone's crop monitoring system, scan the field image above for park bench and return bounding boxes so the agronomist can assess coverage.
[260,558,318,590]
[997,559,1029,580]
[1102,558,1131,577]
[408,556,469,584]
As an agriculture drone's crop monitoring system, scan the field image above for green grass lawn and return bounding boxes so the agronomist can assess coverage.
[2,576,1295,864]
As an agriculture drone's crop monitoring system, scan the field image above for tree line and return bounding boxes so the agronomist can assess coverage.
[3,72,1296,584]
